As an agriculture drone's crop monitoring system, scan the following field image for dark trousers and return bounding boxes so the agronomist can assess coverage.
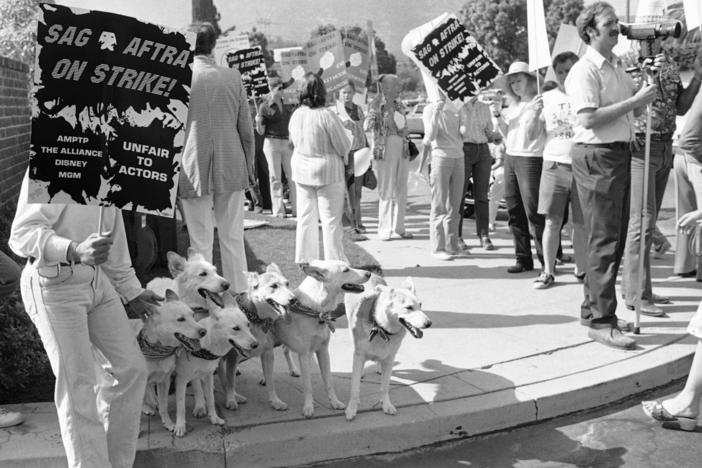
[504,154,545,267]
[458,142,492,238]
[572,143,631,328]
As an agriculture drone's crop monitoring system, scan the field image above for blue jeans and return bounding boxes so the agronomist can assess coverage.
[504,155,545,266]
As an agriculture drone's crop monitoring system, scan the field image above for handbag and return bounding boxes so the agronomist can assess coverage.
[407,138,419,161]
[362,167,377,190]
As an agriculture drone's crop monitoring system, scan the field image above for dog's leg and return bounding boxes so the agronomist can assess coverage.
[191,378,207,417]
[142,382,157,415]
[157,375,175,431]
[173,374,189,437]
[315,347,345,410]
[298,352,315,417]
[379,359,397,415]
[203,373,226,426]
[283,346,300,377]
[261,350,288,410]
[222,355,247,410]
[345,352,366,421]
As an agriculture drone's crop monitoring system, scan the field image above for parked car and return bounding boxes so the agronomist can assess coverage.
[406,102,426,137]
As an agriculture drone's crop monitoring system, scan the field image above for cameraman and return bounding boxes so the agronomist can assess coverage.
[565,1,657,350]
[622,17,702,316]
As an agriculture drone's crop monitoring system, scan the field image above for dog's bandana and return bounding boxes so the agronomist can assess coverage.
[235,292,275,334]
[287,300,338,332]
[137,328,179,359]
[190,348,222,361]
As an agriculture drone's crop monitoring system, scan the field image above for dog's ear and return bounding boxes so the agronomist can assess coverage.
[247,272,260,289]
[165,289,179,302]
[301,264,325,282]
[266,263,282,275]
[167,251,186,277]
[403,277,416,295]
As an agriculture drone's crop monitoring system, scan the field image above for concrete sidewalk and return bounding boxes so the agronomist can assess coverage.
[1,165,699,468]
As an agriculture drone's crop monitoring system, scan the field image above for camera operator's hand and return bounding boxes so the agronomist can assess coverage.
[634,83,657,107]
[69,232,114,265]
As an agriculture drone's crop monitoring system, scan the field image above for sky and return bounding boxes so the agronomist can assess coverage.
[56,0,644,59]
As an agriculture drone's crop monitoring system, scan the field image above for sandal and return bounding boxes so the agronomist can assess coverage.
[642,400,698,431]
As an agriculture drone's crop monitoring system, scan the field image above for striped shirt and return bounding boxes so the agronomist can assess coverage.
[288,106,351,186]
[460,99,493,144]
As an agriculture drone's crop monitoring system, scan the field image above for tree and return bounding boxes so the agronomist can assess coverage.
[309,24,397,74]
[0,0,53,65]
[460,0,583,71]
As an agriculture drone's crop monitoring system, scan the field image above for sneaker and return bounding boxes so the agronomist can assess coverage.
[432,251,454,261]
[0,408,24,428]
[533,272,555,289]
[652,238,672,259]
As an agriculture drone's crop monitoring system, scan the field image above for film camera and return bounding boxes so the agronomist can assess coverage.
[619,21,682,58]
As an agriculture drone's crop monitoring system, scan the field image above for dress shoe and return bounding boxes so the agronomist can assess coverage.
[625,301,665,317]
[481,236,495,250]
[588,327,636,350]
[507,262,533,273]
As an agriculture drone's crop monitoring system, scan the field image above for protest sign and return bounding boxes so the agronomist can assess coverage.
[305,31,347,95]
[214,33,250,66]
[29,3,195,217]
[279,47,306,104]
[404,14,501,101]
[225,46,270,98]
[343,33,370,91]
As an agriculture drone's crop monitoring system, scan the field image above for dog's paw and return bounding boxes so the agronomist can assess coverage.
[270,398,288,411]
[382,401,397,415]
[345,405,358,421]
[192,405,207,418]
[209,414,226,426]
[330,397,346,410]
[225,399,239,411]
[142,404,156,416]
[174,423,187,437]
[302,404,315,418]
[162,419,175,432]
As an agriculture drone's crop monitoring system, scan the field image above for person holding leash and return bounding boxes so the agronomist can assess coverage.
[10,171,162,467]
[565,1,657,349]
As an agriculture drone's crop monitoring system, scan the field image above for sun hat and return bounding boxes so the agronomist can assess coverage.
[353,147,372,176]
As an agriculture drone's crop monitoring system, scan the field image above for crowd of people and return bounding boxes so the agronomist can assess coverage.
[3,1,702,464]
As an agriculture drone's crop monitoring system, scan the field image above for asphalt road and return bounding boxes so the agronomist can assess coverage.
[301,380,702,468]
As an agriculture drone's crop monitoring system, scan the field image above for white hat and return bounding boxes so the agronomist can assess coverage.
[635,0,667,23]
[353,147,372,176]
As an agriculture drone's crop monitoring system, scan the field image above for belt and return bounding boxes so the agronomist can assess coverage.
[635,133,673,142]
[575,141,629,150]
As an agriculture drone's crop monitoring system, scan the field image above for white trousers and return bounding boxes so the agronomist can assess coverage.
[263,137,296,217]
[20,263,147,468]
[180,190,248,293]
[295,181,348,264]
[375,135,409,239]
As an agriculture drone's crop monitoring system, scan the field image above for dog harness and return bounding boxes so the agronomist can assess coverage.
[137,328,179,359]
[190,348,223,361]
[366,296,395,342]
[287,300,338,332]
[235,293,275,334]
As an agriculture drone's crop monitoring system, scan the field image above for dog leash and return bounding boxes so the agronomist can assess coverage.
[235,292,276,334]
[137,328,179,359]
[287,301,338,332]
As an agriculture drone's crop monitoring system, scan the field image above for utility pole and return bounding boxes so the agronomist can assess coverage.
[191,0,221,35]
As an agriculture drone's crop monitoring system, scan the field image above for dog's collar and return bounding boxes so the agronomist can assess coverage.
[137,328,179,359]
[287,300,338,332]
[190,347,223,361]
[235,292,275,334]
[367,296,396,342]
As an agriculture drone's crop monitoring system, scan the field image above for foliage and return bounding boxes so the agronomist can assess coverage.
[460,0,583,71]
[0,0,52,66]
[310,24,397,75]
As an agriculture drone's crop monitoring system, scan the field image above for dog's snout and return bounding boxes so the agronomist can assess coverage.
[222,281,231,291]
[198,328,207,337]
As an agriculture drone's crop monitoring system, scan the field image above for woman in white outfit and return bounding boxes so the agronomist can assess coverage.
[289,73,351,264]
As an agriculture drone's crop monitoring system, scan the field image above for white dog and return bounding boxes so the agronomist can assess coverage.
[173,291,258,437]
[217,263,297,411]
[274,260,371,417]
[147,248,230,311]
[138,289,206,431]
[344,274,431,421]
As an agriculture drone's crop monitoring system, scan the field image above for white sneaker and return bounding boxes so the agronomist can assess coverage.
[0,408,24,428]
[432,251,454,261]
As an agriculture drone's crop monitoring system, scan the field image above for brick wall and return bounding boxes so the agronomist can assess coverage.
[0,56,30,207]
